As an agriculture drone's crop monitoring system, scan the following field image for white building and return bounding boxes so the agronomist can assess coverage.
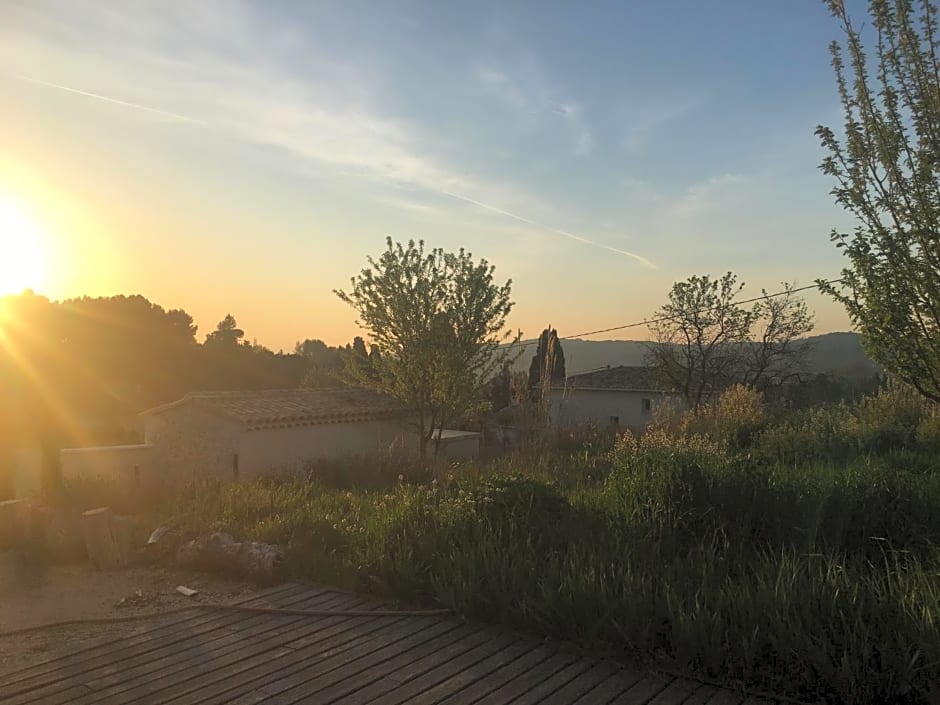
[549,366,674,431]
[60,388,417,487]
[57,387,489,489]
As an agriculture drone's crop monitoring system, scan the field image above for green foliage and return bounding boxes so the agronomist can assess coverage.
[817,0,940,402]
[753,386,938,464]
[164,388,940,703]
[335,238,520,456]
[204,313,244,346]
[655,384,767,450]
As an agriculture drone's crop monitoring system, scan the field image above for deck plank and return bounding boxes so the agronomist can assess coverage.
[608,673,673,704]
[681,685,719,705]
[1,586,331,705]
[648,678,703,705]
[365,634,530,705]
[472,651,583,705]
[209,621,476,705]
[0,583,793,705]
[95,613,434,705]
[568,667,647,705]
[436,644,559,705]
[0,583,306,690]
[538,661,624,705]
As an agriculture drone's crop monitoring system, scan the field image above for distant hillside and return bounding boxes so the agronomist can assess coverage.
[514,332,879,380]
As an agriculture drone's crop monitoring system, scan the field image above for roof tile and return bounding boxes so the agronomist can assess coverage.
[142,388,402,430]
[558,365,667,391]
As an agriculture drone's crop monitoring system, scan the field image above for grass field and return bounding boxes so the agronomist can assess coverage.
[161,386,940,705]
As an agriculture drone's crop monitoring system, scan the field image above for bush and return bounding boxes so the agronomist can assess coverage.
[751,385,938,465]
[160,390,940,704]
[653,384,766,450]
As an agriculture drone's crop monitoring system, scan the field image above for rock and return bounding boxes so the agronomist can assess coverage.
[147,526,171,545]
[175,532,284,583]
[175,532,242,573]
[235,542,284,585]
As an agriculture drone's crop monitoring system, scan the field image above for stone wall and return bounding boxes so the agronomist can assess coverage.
[60,444,157,490]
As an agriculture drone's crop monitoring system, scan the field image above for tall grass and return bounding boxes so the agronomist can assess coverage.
[163,386,940,704]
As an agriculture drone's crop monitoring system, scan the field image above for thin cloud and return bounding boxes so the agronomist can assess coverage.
[15,74,205,125]
[9,5,634,265]
[439,189,656,269]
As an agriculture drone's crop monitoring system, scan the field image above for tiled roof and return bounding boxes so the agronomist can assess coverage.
[141,388,403,430]
[558,365,667,392]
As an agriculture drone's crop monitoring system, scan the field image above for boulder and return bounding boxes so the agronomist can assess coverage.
[176,532,283,583]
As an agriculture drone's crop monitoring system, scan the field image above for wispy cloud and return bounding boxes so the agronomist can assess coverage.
[620,95,702,154]
[473,60,594,157]
[2,1,654,267]
[378,198,436,213]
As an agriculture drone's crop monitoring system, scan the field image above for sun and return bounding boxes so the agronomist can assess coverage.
[0,195,46,296]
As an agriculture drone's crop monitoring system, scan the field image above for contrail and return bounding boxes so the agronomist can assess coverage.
[439,189,656,269]
[15,75,204,125]
[15,73,652,269]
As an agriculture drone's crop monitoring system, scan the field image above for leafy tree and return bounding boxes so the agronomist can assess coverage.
[816,0,940,402]
[205,314,245,346]
[335,238,519,457]
[646,273,814,408]
[352,336,368,359]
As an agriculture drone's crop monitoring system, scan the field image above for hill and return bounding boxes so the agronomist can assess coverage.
[515,332,879,380]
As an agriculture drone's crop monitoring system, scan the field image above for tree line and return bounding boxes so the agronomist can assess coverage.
[0,291,373,449]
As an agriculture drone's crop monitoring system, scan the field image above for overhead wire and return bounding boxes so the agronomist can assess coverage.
[501,277,845,354]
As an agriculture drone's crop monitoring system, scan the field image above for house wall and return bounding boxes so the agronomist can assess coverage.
[60,444,158,490]
[549,389,668,431]
[13,447,43,499]
[434,432,482,460]
[143,406,243,483]
[236,419,415,479]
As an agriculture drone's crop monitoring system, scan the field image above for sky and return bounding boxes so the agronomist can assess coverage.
[0,0,864,350]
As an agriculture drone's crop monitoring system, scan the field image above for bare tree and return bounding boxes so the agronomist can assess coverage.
[742,284,815,390]
[646,274,814,407]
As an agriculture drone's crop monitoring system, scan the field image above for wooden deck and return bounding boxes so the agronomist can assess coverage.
[0,583,785,705]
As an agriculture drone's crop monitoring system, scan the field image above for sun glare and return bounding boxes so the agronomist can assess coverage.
[0,195,46,296]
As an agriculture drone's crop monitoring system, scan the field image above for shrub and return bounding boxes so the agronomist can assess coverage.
[160,394,940,705]
[652,384,766,450]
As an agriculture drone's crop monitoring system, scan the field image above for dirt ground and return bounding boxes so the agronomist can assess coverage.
[0,552,261,676]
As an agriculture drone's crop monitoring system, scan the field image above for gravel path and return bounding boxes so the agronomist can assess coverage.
[0,553,259,676]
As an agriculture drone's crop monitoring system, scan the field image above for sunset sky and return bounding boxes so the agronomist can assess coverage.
[1,1,860,350]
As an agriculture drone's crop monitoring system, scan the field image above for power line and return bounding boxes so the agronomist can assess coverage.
[502,277,844,354]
